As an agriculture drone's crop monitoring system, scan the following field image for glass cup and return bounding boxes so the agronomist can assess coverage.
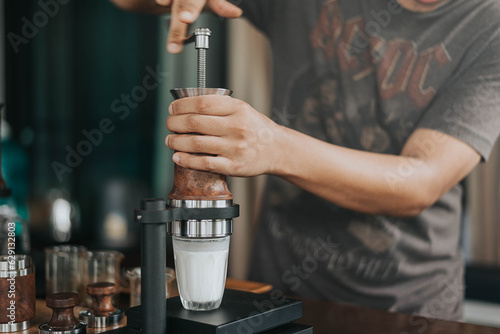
[125,267,176,307]
[172,236,230,311]
[45,245,87,296]
[79,250,124,306]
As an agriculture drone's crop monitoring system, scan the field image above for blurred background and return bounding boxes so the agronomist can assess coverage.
[1,0,499,327]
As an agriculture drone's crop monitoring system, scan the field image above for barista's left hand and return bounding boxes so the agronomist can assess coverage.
[166,95,287,177]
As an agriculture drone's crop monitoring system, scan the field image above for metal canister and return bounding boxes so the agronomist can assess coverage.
[0,255,35,332]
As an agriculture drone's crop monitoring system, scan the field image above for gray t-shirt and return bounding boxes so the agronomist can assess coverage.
[237,0,500,321]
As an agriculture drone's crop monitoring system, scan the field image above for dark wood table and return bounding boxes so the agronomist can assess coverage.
[298,298,500,334]
[22,279,500,334]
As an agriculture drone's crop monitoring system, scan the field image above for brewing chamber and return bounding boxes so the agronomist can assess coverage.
[168,88,234,240]
[168,88,233,311]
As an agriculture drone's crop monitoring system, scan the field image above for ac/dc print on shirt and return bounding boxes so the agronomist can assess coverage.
[311,0,452,110]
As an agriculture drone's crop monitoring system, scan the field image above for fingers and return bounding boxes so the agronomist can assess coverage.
[172,152,232,174]
[207,0,243,19]
[155,0,172,5]
[166,0,207,53]
[170,95,242,116]
[162,0,243,53]
[166,114,229,135]
[165,134,228,155]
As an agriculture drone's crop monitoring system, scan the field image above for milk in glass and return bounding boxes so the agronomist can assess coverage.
[173,236,230,311]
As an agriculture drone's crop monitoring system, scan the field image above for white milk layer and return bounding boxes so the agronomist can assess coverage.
[173,237,230,304]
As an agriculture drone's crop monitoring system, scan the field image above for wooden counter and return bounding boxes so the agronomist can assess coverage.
[298,298,500,334]
[19,279,500,334]
[21,278,273,334]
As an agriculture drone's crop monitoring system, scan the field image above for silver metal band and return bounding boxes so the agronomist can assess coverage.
[0,255,32,271]
[169,199,232,209]
[168,200,233,238]
[79,309,124,328]
[39,322,87,334]
[0,320,31,333]
[0,255,34,278]
[0,267,34,278]
[169,219,233,238]
[170,88,232,99]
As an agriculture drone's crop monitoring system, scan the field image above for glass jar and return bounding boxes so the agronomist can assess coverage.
[126,267,176,307]
[45,245,87,296]
[79,250,124,306]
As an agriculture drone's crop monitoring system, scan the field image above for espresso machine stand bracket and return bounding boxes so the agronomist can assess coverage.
[134,199,239,334]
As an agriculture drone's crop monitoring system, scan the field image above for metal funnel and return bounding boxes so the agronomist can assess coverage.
[170,88,232,99]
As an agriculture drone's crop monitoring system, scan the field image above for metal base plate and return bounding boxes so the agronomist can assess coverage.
[127,289,305,334]
[39,322,87,334]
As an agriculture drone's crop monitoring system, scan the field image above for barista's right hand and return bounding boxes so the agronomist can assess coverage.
[155,0,242,53]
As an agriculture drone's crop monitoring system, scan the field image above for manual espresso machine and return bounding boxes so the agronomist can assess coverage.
[101,28,313,334]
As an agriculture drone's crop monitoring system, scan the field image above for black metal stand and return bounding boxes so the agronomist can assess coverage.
[101,199,312,334]
[139,199,167,334]
[127,289,307,334]
[135,198,239,334]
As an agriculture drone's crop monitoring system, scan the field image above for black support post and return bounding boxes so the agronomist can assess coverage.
[140,199,167,334]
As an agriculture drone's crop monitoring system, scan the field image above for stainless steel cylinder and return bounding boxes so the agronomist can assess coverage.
[168,88,234,239]
[168,200,233,238]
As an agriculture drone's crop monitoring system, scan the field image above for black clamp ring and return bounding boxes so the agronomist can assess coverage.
[135,204,240,224]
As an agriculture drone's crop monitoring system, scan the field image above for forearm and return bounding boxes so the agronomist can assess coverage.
[109,0,170,14]
[165,96,480,217]
[274,128,440,217]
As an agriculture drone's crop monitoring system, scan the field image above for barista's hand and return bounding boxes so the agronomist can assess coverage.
[166,96,287,177]
[155,0,242,53]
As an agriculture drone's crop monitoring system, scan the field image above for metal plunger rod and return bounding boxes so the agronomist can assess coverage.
[141,199,167,334]
[193,28,211,88]
[198,48,207,88]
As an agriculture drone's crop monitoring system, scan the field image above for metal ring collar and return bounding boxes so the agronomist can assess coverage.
[0,320,31,333]
[135,203,239,224]
[168,219,232,238]
[0,255,34,278]
[168,200,233,238]
[38,322,87,334]
[79,309,124,328]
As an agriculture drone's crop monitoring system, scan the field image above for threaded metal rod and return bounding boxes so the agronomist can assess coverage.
[198,49,207,88]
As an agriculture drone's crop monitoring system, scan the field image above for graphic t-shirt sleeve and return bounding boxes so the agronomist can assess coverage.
[416,33,500,161]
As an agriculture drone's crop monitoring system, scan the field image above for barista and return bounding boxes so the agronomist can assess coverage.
[110,0,500,320]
